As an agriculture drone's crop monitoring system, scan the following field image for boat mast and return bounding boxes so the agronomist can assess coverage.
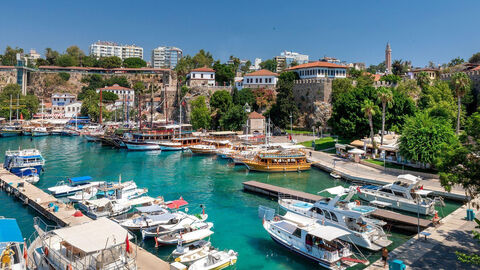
[16,94,19,121]
[41,99,44,126]
[179,99,182,139]
[9,95,12,124]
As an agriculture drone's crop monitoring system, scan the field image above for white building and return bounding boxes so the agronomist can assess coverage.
[287,61,347,79]
[65,102,82,118]
[96,84,135,107]
[275,51,309,72]
[242,69,278,89]
[250,58,262,71]
[89,41,143,60]
[151,46,183,69]
[187,67,216,87]
[51,93,77,115]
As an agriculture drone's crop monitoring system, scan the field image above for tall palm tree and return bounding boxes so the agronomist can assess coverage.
[450,72,471,134]
[361,99,379,150]
[377,87,394,145]
[416,71,431,90]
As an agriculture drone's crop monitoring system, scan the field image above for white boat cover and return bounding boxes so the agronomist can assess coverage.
[136,205,165,213]
[283,212,316,227]
[397,174,420,183]
[308,225,350,242]
[319,185,348,195]
[52,217,132,254]
[125,196,155,206]
[415,190,433,196]
[85,198,111,207]
[348,148,365,154]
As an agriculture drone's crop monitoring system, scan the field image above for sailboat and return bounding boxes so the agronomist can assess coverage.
[32,100,49,137]
[0,95,22,137]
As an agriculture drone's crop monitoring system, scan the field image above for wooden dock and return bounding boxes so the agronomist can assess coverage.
[243,180,432,230]
[0,168,170,269]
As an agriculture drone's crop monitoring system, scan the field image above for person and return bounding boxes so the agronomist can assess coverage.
[381,247,388,268]
[1,244,15,269]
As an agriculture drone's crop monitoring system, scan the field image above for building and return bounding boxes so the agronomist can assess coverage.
[27,49,41,63]
[385,43,392,74]
[320,57,341,64]
[407,68,439,81]
[287,61,348,79]
[96,84,135,107]
[274,51,309,72]
[247,111,265,134]
[151,46,183,69]
[89,41,143,60]
[187,67,216,87]
[65,102,82,118]
[242,69,278,89]
[51,93,77,115]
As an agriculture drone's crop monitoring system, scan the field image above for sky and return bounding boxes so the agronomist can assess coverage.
[1,0,479,67]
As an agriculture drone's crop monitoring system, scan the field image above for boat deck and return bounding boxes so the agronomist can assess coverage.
[243,180,432,230]
[0,168,170,269]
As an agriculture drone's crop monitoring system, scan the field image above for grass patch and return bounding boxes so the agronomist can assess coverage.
[285,129,313,135]
[299,137,351,150]
[365,159,438,174]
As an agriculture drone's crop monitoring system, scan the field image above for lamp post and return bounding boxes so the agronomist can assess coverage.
[289,114,293,135]
[244,103,251,134]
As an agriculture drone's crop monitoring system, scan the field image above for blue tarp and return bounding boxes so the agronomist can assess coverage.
[0,219,23,243]
[69,176,92,183]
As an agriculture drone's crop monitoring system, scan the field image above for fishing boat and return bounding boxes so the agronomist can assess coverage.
[21,126,33,136]
[174,242,213,266]
[125,139,161,151]
[188,249,238,270]
[141,214,209,239]
[66,186,98,202]
[172,239,211,258]
[358,174,438,215]
[278,186,392,251]
[32,126,49,137]
[0,126,22,137]
[156,223,214,245]
[4,149,45,177]
[29,217,136,270]
[189,140,231,155]
[159,137,202,151]
[77,197,131,219]
[47,176,105,197]
[241,150,311,172]
[0,218,27,270]
[261,209,363,270]
[19,167,40,184]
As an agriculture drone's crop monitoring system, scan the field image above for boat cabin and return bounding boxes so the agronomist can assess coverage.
[172,137,202,146]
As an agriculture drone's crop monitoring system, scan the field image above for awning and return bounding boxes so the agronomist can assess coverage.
[398,174,420,183]
[348,148,365,154]
[308,225,350,242]
[69,176,92,183]
[283,212,315,227]
[0,219,23,243]
[319,186,348,195]
[167,198,188,209]
[52,218,132,254]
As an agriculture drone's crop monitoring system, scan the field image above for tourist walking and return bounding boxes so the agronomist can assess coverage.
[381,247,389,268]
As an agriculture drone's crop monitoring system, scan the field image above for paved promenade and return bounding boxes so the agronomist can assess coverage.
[366,204,480,270]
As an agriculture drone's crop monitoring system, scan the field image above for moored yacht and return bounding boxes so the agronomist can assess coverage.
[189,140,231,155]
[4,149,45,177]
[77,197,131,219]
[31,127,49,137]
[124,139,161,151]
[19,167,40,184]
[47,176,105,197]
[241,150,311,172]
[159,137,202,151]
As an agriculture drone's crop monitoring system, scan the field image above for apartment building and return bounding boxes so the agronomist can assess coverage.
[151,46,183,69]
[89,41,143,60]
[274,51,309,72]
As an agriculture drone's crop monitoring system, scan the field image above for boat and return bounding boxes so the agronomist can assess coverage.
[174,241,213,266]
[0,218,27,270]
[188,249,238,270]
[125,139,161,151]
[141,214,209,239]
[278,186,392,251]
[47,176,105,197]
[189,140,231,155]
[357,174,437,215]
[96,180,148,200]
[66,186,98,202]
[119,212,183,230]
[19,167,40,184]
[4,149,45,177]
[32,126,49,137]
[22,127,33,136]
[156,223,214,245]
[172,240,211,258]
[330,171,342,179]
[261,209,362,270]
[49,127,63,135]
[29,217,136,270]
[0,126,22,137]
[159,137,202,151]
[77,197,131,219]
[241,150,311,172]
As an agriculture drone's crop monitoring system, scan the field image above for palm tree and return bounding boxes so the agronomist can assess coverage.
[361,99,379,150]
[450,72,471,134]
[377,87,394,145]
[416,71,431,90]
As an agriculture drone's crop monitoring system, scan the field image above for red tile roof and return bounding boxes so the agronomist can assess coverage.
[286,61,347,70]
[248,111,265,119]
[244,69,278,77]
[191,67,215,72]
[98,84,133,91]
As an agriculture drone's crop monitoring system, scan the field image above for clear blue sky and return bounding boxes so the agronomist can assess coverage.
[1,0,478,67]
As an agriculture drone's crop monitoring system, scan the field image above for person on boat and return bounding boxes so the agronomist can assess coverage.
[381,247,389,268]
[1,244,15,269]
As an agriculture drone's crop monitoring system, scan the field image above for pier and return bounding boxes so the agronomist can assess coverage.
[0,168,170,270]
[243,180,432,230]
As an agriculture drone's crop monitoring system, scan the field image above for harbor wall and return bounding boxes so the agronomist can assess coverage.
[359,160,440,179]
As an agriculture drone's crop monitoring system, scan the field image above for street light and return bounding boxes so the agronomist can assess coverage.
[244,103,251,134]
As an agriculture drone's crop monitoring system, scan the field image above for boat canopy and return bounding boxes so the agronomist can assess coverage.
[136,205,165,213]
[283,212,315,227]
[167,198,188,209]
[348,148,365,154]
[52,218,132,254]
[0,219,23,243]
[397,174,420,183]
[415,190,433,196]
[319,185,348,195]
[146,213,176,222]
[308,225,350,242]
[69,176,92,184]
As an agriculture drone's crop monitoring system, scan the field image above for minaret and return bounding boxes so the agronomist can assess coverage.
[385,43,392,74]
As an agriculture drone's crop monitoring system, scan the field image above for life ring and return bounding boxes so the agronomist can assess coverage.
[67,264,73,270]
[44,246,49,257]
[355,200,361,206]
[273,216,281,221]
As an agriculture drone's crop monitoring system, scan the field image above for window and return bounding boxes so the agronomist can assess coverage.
[330,212,338,222]
[292,228,302,238]
[192,74,195,78]
[259,78,263,83]
[324,211,331,220]
[201,74,204,79]
[312,207,324,215]
[210,74,213,78]
[256,78,258,83]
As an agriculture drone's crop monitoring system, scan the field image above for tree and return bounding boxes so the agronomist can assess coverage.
[332,78,354,97]
[240,60,251,74]
[366,61,386,74]
[105,76,130,88]
[123,57,147,68]
[268,71,299,128]
[190,96,211,130]
[450,72,471,134]
[81,55,99,67]
[80,90,100,120]
[99,56,122,68]
[58,72,70,81]
[377,87,394,145]
[35,58,48,67]
[448,57,465,67]
[361,99,379,149]
[102,91,119,103]
[380,74,401,84]
[175,55,195,80]
[65,45,85,66]
[219,105,247,130]
[400,112,457,167]
[252,88,275,111]
[2,46,23,66]
[396,79,421,101]
[213,61,235,86]
[259,59,277,72]
[0,84,38,120]
[45,48,59,65]
[210,90,232,120]
[392,59,409,76]
[468,52,480,64]
[234,88,255,108]
[416,71,431,89]
[192,49,214,68]
[385,88,416,132]
[55,54,76,67]
[348,69,362,78]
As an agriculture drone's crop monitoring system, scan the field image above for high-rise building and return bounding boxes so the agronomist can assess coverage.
[274,51,309,72]
[89,41,143,60]
[385,43,392,74]
[151,46,183,69]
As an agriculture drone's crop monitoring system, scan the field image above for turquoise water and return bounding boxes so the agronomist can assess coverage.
[0,136,461,269]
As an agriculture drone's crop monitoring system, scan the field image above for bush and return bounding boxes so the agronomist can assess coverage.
[58,72,70,81]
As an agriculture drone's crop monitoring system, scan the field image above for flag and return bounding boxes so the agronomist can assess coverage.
[182,100,186,106]
[23,241,27,264]
[125,233,131,253]
[20,113,23,120]
[356,186,361,194]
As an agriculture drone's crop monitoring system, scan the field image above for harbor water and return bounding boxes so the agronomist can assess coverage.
[0,136,461,269]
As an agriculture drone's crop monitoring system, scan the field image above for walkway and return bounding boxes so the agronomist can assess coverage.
[366,204,480,270]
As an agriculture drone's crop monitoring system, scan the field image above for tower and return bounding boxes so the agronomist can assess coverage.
[385,43,392,74]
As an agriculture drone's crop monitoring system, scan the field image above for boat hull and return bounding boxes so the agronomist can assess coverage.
[242,162,311,172]
[0,131,21,137]
[358,192,434,215]
[32,132,49,137]
[10,165,43,176]
[125,142,161,151]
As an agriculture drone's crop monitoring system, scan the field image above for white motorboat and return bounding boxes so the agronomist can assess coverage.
[141,214,208,239]
[119,212,183,230]
[19,167,40,184]
[358,174,437,215]
[96,180,148,200]
[156,222,214,245]
[0,218,27,270]
[279,186,392,251]
[330,171,342,179]
[47,176,104,197]
[32,126,49,137]
[174,244,212,266]
[29,217,136,270]
[67,186,98,203]
[172,239,211,258]
[261,209,364,270]
[188,249,238,270]
[125,140,161,151]
[77,198,131,219]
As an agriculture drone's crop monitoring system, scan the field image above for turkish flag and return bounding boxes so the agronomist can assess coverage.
[20,113,24,120]
[125,233,131,253]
